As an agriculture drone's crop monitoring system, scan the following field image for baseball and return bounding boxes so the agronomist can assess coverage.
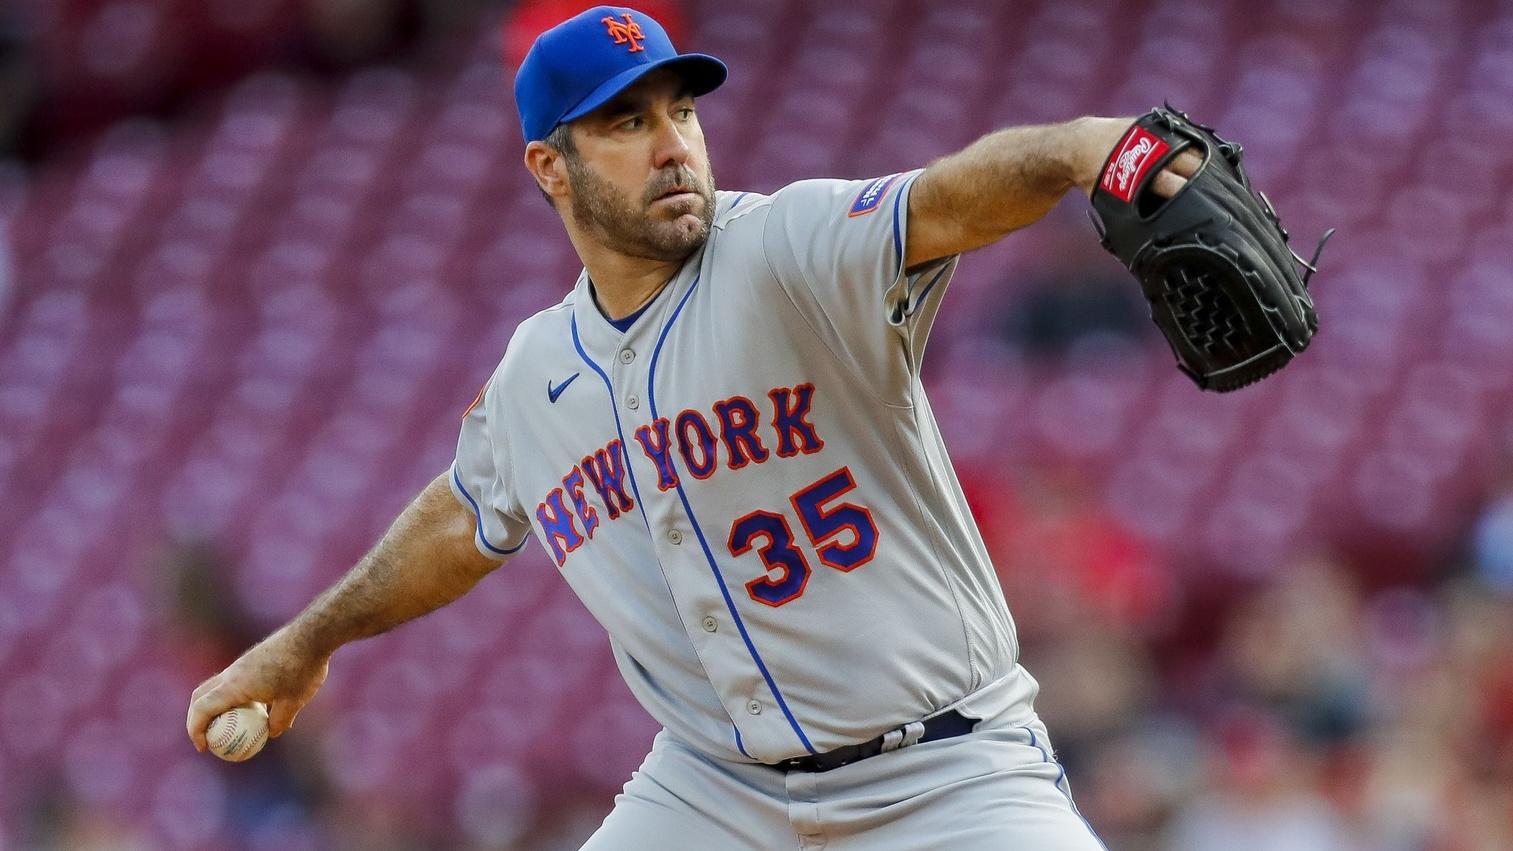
[205,701,269,762]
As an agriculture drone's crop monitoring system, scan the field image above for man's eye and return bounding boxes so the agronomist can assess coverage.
[677,107,695,120]
[619,116,644,130]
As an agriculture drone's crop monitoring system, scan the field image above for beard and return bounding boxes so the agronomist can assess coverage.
[565,156,717,262]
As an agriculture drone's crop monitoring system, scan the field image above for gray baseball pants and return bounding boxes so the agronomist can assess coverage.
[580,712,1107,850]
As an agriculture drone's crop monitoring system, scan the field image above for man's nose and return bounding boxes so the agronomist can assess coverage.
[652,119,692,170]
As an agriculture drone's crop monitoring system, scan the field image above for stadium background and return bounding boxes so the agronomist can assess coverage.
[1,0,1511,848]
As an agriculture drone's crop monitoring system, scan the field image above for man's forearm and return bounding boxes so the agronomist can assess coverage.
[905,117,1131,267]
[928,120,1085,227]
[281,473,500,659]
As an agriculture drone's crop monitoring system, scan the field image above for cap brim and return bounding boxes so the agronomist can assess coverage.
[558,53,727,127]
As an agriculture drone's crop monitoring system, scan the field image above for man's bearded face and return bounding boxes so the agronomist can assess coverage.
[564,153,717,262]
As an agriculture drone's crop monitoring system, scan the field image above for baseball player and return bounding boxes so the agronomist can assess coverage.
[188,6,1205,848]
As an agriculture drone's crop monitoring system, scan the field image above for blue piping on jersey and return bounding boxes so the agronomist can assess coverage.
[647,273,818,756]
[451,464,527,556]
[893,173,951,318]
[571,314,654,537]
[906,262,951,317]
[891,174,910,276]
[730,192,749,209]
[579,310,760,757]
[1022,725,1109,850]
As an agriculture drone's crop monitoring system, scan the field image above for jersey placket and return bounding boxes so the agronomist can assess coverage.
[573,270,805,760]
[639,269,819,760]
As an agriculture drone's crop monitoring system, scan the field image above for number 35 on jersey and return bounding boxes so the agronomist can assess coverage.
[731,466,879,607]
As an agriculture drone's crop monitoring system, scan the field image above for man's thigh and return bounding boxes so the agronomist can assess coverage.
[819,718,1107,851]
[581,732,798,851]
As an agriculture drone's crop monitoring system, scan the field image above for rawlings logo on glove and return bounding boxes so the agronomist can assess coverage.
[1101,129,1168,202]
[1089,106,1335,392]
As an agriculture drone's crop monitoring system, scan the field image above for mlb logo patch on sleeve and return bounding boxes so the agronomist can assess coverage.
[849,173,904,217]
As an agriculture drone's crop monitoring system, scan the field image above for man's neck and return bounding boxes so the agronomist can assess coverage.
[587,258,683,319]
[570,233,688,320]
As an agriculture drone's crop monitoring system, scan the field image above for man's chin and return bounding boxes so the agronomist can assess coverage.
[641,221,709,261]
[649,202,710,237]
[665,227,709,256]
[671,211,707,233]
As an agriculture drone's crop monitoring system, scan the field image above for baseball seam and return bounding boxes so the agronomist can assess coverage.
[209,709,265,758]
[209,715,242,753]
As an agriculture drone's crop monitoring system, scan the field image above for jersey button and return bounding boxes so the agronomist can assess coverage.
[619,349,635,364]
[626,394,640,410]
[701,616,717,633]
[746,700,762,715]
[667,529,683,545]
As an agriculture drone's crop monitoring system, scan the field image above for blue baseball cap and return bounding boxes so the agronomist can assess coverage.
[513,6,727,143]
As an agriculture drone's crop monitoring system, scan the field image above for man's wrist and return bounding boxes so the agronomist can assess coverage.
[277,612,342,662]
[1069,116,1136,196]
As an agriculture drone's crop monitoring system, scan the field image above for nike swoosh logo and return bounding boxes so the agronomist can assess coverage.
[548,373,580,403]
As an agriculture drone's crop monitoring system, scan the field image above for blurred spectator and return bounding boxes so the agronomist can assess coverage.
[0,170,13,321]
[1471,480,1513,593]
[12,0,439,156]
[0,6,39,156]
[12,781,152,851]
[973,469,1175,640]
[1215,560,1371,746]
[1076,719,1201,851]
[420,0,519,41]
[997,230,1148,361]
[303,0,414,69]
[1164,709,1360,851]
[158,541,336,850]
[163,540,264,671]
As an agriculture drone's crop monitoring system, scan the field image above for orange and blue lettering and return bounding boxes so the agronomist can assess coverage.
[634,418,681,491]
[536,488,584,566]
[582,440,635,519]
[562,468,599,541]
[714,396,769,470]
[730,509,812,608]
[675,409,719,479]
[768,384,824,458]
[791,467,877,572]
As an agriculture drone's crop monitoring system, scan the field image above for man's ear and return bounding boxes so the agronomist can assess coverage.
[524,140,569,199]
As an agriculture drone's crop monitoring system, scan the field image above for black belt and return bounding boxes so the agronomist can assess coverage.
[766,710,977,773]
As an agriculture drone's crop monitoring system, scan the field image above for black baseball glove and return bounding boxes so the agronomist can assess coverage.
[1090,105,1334,392]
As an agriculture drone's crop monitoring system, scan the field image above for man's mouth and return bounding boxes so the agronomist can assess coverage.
[654,186,697,203]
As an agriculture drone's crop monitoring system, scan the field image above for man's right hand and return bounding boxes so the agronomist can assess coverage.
[186,628,330,752]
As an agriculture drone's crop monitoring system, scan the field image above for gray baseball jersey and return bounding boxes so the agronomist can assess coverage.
[451,171,1039,765]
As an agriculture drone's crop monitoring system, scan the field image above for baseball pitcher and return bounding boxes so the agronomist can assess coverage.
[189,6,1324,848]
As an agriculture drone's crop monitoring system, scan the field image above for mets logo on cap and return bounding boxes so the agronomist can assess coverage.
[602,12,646,52]
[512,6,728,143]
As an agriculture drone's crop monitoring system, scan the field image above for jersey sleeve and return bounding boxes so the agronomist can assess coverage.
[761,170,960,400]
[450,384,533,562]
